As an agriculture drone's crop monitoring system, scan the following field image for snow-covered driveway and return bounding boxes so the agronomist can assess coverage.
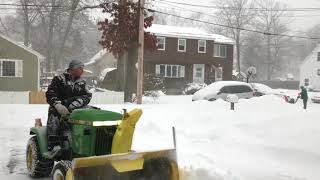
[1,95,320,180]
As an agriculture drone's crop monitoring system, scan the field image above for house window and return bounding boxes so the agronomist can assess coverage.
[0,59,23,77]
[304,78,309,86]
[178,39,186,52]
[318,52,320,61]
[157,37,165,50]
[159,65,165,76]
[156,64,185,78]
[198,40,206,53]
[214,44,227,58]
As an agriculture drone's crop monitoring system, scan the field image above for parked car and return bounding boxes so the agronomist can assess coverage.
[250,83,274,96]
[311,96,320,103]
[192,81,254,101]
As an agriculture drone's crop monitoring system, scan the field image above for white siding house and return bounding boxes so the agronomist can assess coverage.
[300,44,320,90]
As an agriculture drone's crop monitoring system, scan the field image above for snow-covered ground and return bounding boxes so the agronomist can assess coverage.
[1,94,320,180]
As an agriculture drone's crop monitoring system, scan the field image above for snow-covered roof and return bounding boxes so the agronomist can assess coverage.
[0,34,45,61]
[85,49,108,66]
[84,69,93,74]
[101,68,116,77]
[146,24,234,44]
[300,44,320,67]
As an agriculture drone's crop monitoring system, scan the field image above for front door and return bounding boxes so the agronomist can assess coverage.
[193,64,205,83]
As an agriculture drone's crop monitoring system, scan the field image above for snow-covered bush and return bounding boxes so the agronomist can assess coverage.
[183,83,207,95]
[144,74,166,92]
[144,90,165,101]
[143,74,166,100]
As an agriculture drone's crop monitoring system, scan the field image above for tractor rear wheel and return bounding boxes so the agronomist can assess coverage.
[26,136,54,178]
[52,161,72,180]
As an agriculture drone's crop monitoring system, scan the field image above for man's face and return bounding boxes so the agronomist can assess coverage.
[70,67,84,78]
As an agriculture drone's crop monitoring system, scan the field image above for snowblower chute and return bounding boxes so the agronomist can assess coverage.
[26,108,179,180]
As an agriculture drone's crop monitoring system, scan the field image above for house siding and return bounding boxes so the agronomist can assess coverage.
[300,45,320,90]
[0,36,39,91]
[144,37,234,90]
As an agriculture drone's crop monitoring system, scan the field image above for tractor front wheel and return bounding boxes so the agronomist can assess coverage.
[26,136,54,178]
[52,161,72,180]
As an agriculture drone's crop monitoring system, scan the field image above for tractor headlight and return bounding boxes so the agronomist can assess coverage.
[92,120,122,127]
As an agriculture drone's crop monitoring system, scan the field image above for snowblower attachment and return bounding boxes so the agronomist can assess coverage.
[65,109,179,180]
[68,149,179,180]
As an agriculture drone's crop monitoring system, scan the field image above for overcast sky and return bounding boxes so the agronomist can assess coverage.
[154,0,320,35]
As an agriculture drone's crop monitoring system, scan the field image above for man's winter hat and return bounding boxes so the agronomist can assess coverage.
[68,59,84,70]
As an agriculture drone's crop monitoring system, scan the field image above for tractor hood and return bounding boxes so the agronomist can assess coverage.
[69,109,123,126]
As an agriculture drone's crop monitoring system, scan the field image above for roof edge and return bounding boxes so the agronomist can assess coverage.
[0,33,45,61]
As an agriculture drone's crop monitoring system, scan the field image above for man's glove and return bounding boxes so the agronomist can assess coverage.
[68,99,84,111]
[54,103,70,116]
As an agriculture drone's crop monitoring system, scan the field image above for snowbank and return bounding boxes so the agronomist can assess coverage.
[1,95,320,180]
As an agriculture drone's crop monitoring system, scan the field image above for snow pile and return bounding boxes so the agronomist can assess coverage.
[250,83,274,94]
[1,94,320,180]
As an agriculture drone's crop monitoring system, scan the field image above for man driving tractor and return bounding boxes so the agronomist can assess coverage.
[46,59,92,151]
[26,59,178,180]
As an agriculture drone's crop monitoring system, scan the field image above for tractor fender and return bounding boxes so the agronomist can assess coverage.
[30,127,48,155]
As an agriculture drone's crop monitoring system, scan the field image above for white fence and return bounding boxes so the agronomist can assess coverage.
[0,91,124,104]
[90,91,124,104]
[0,91,29,104]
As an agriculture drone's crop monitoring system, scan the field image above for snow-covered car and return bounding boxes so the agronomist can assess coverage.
[250,83,274,96]
[192,81,254,101]
[311,96,320,103]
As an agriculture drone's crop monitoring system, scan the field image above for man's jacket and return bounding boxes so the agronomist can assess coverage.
[46,73,92,114]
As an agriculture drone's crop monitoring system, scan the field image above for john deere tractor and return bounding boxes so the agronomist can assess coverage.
[26,108,179,180]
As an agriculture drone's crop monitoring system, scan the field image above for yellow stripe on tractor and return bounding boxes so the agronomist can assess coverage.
[66,109,179,180]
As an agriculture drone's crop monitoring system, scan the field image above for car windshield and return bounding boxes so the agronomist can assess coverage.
[226,85,253,93]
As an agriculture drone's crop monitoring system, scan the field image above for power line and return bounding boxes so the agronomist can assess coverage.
[156,1,219,18]
[156,0,320,12]
[146,8,320,40]
[0,3,62,8]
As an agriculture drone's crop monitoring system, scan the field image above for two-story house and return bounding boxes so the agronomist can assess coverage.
[145,24,234,92]
[300,44,320,90]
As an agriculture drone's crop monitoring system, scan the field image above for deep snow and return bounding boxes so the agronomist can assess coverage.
[1,94,320,180]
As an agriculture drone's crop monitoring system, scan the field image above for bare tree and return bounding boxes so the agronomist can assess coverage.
[256,0,288,80]
[19,0,40,46]
[55,0,81,69]
[214,0,255,74]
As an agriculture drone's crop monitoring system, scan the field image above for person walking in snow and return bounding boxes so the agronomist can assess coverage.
[46,59,92,151]
[299,86,308,109]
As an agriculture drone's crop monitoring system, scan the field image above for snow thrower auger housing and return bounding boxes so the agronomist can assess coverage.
[26,108,179,180]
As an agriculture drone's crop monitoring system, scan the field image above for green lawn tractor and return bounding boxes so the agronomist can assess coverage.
[26,108,179,180]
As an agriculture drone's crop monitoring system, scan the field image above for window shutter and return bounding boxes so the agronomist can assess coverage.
[15,60,23,77]
[214,44,219,57]
[222,45,227,57]
[0,61,2,76]
[155,64,160,76]
[180,66,185,77]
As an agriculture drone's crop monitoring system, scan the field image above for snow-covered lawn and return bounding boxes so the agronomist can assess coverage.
[1,94,320,180]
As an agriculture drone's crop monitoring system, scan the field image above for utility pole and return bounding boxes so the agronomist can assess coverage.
[136,0,145,104]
